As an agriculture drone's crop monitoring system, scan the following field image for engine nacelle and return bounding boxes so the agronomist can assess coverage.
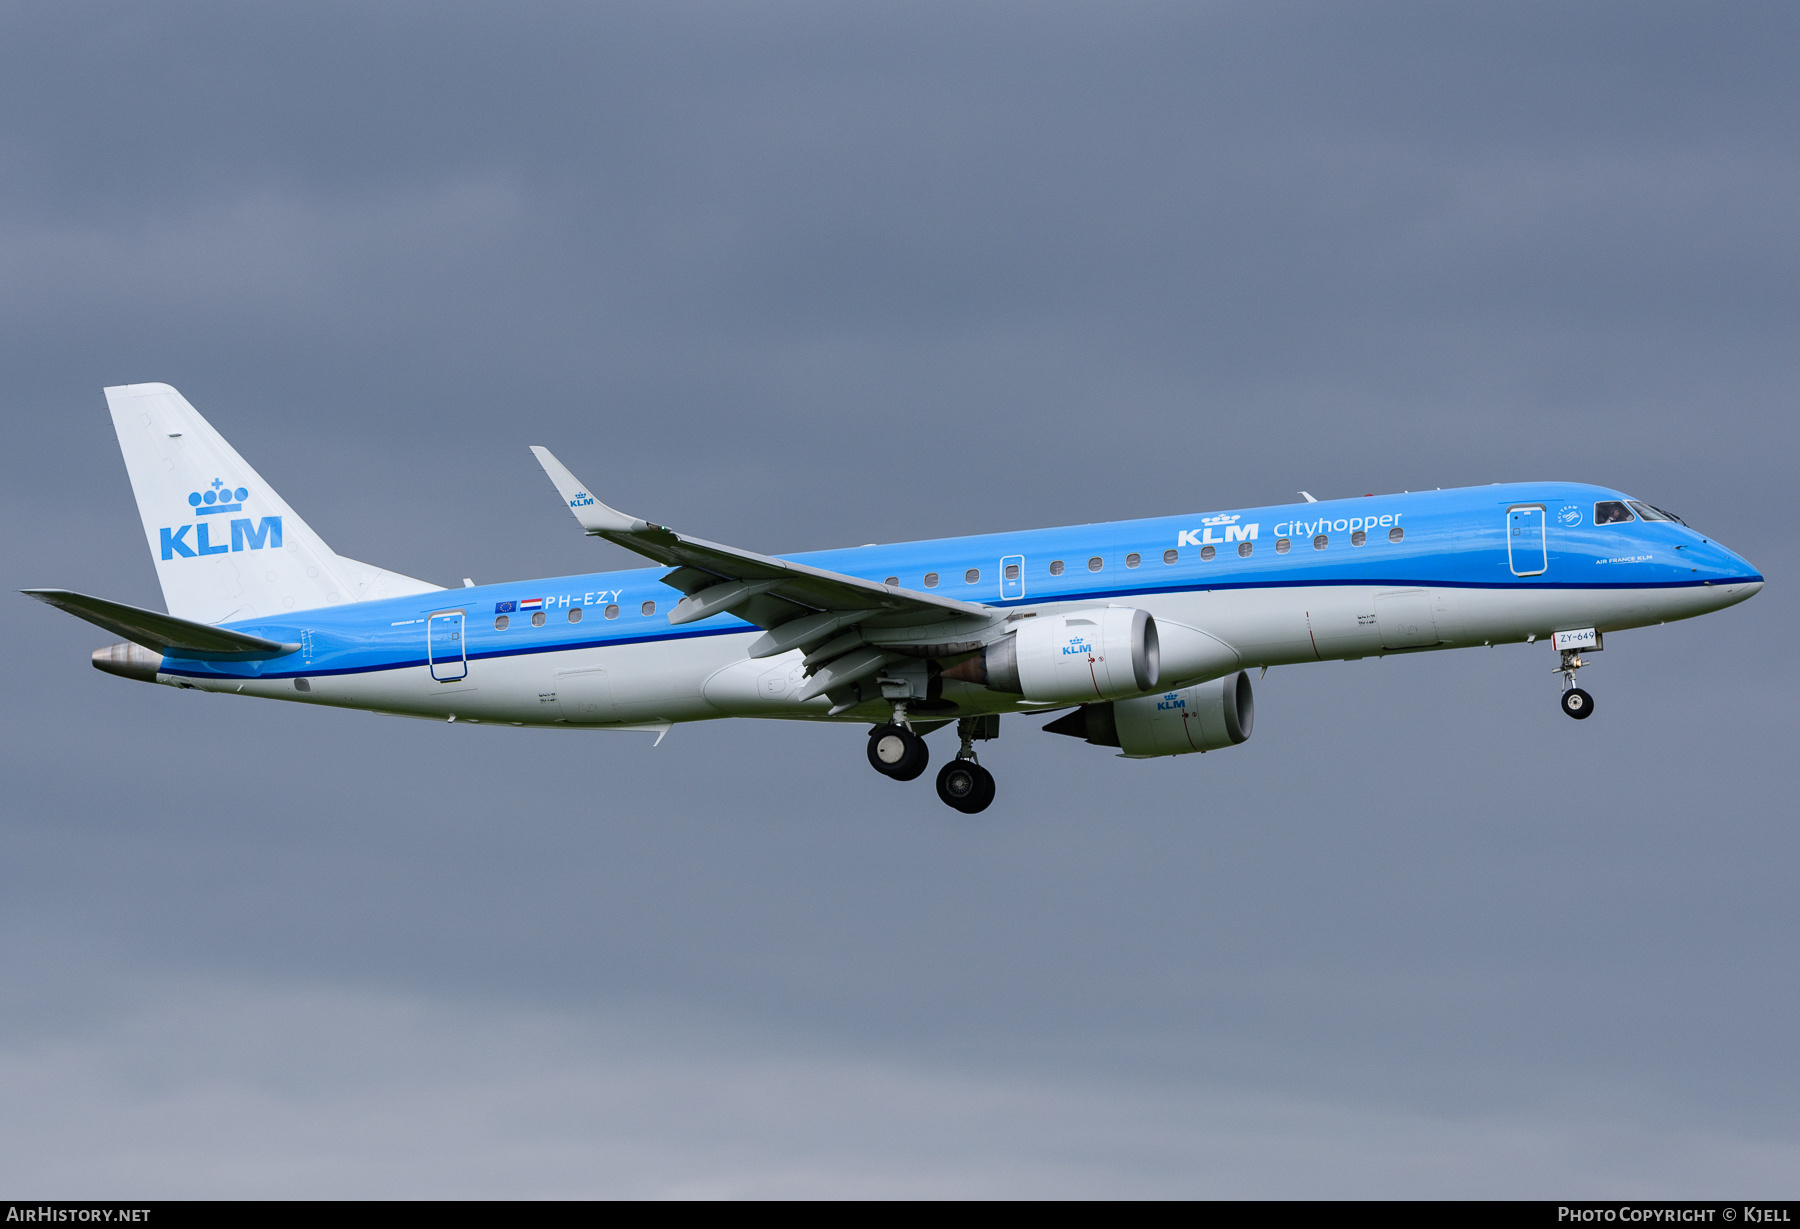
[1043,670,1254,758]
[954,607,1159,704]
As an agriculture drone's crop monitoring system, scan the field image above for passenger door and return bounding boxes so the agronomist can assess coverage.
[427,611,467,682]
[1508,505,1547,576]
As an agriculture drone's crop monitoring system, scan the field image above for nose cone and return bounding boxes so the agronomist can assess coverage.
[1694,538,1762,610]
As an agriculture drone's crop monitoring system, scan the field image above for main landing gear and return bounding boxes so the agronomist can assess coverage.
[1556,648,1595,720]
[867,709,997,813]
[936,758,995,814]
[867,721,930,780]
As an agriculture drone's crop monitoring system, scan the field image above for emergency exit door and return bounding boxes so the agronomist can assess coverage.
[1000,555,1024,600]
[1508,506,1546,576]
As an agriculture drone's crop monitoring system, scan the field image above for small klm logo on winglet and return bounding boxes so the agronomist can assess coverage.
[569,491,596,508]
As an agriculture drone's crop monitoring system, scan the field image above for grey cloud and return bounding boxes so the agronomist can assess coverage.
[3,978,1796,1198]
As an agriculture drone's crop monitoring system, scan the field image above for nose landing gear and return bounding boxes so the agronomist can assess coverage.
[1556,648,1595,720]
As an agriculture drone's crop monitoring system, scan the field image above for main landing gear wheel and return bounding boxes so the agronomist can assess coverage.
[1561,688,1595,720]
[936,760,995,813]
[868,724,930,780]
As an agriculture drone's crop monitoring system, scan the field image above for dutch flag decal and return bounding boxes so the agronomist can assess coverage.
[518,598,544,611]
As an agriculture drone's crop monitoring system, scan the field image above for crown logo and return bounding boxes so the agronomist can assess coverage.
[188,478,249,516]
[1201,513,1241,526]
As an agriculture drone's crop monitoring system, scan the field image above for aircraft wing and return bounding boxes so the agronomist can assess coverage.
[530,447,993,633]
[22,589,301,661]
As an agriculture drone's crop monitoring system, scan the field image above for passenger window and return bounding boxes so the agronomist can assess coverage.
[1126,553,1141,568]
[567,607,582,623]
[884,576,899,586]
[530,611,547,627]
[1004,563,1019,580]
[604,604,619,619]
[965,569,980,584]
[1595,501,1634,524]
[1162,549,1178,564]
[923,572,939,588]
[1389,526,1404,542]
[1313,534,1328,550]
[1351,530,1366,547]
[1087,557,1103,572]
[640,601,656,616]
[494,615,510,630]
[1237,541,1253,558]
[1200,545,1216,561]
[1048,560,1065,576]
[1275,537,1291,554]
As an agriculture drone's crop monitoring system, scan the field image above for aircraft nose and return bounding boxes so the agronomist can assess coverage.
[1716,541,1762,584]
[1697,539,1762,608]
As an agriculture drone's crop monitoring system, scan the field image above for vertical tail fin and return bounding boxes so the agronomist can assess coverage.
[106,383,441,623]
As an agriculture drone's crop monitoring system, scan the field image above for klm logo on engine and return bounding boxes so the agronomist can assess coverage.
[1177,514,1258,548]
[1155,692,1186,711]
[1062,636,1094,657]
[159,478,283,560]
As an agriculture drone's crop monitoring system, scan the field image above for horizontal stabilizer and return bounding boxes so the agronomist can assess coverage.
[22,589,300,661]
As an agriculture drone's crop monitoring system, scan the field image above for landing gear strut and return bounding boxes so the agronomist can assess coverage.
[1556,649,1595,720]
[935,716,996,813]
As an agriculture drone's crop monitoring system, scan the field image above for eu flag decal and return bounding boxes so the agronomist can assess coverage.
[494,601,517,614]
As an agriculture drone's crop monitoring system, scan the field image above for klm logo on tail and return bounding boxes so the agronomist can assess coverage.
[160,479,282,560]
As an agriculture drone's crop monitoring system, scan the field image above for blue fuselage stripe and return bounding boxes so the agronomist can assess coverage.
[162,481,1760,681]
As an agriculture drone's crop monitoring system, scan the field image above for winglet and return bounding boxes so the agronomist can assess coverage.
[1299,491,1319,503]
[529,447,650,534]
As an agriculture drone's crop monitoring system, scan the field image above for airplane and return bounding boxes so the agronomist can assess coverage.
[26,383,1764,814]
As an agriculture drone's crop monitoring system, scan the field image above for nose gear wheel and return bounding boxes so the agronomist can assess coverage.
[1554,648,1597,720]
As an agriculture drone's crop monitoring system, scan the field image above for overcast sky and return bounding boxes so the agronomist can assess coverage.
[2,1,1796,1197]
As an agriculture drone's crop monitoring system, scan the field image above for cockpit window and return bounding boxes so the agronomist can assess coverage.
[1628,500,1684,525]
[1595,501,1634,525]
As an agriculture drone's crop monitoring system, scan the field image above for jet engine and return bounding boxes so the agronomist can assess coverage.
[945,607,1159,704]
[1043,670,1254,758]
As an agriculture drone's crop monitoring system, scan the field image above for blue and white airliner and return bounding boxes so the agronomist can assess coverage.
[27,384,1764,812]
